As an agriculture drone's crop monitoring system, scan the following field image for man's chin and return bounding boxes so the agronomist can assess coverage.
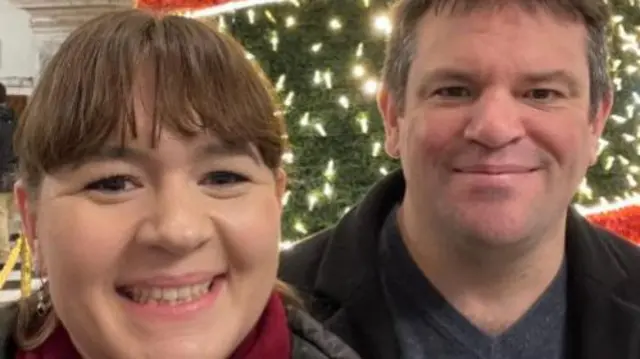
[449,208,538,248]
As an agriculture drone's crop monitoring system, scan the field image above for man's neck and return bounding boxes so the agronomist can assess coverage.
[397,204,566,335]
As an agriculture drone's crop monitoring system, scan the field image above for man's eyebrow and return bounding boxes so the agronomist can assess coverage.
[415,68,478,97]
[520,70,581,94]
[419,68,476,85]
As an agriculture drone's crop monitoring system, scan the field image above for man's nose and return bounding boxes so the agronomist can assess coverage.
[463,89,526,149]
[137,181,214,255]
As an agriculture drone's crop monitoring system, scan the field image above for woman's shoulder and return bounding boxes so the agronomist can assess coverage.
[287,306,360,359]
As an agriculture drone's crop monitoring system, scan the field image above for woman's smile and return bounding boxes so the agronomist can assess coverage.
[116,273,227,321]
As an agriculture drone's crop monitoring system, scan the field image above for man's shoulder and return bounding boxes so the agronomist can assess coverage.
[573,214,640,296]
[279,228,334,291]
[592,224,640,273]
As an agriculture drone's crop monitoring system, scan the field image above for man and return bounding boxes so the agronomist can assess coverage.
[0,82,17,262]
[280,1,640,358]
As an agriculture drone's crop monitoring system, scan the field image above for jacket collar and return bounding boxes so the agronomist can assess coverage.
[313,170,404,358]
[314,169,640,358]
[314,170,404,305]
[288,307,361,359]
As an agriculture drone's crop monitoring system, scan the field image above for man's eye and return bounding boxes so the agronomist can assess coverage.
[525,89,564,101]
[433,86,473,98]
[202,171,248,186]
[85,175,136,193]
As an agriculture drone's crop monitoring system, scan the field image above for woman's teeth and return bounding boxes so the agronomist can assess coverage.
[120,281,212,305]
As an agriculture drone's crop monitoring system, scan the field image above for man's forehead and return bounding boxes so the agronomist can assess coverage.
[416,4,587,38]
[418,0,585,23]
[410,8,589,76]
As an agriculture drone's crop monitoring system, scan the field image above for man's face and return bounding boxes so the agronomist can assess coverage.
[381,6,612,246]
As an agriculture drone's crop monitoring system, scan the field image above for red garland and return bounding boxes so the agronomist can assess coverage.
[586,205,640,245]
[136,0,233,12]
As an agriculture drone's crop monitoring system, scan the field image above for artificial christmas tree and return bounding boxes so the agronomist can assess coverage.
[138,0,639,242]
[210,0,639,242]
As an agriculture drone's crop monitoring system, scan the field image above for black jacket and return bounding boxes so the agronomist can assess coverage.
[0,105,16,192]
[289,307,361,358]
[0,304,361,359]
[280,169,640,359]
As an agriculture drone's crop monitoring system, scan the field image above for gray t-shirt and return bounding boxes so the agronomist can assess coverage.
[379,206,568,359]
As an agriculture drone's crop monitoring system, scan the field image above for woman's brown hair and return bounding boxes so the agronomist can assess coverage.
[13,9,298,349]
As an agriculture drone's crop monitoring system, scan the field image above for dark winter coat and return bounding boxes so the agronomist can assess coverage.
[0,303,361,359]
[0,105,17,193]
[280,169,640,359]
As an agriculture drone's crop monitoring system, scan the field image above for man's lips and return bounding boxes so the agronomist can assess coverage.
[453,164,538,174]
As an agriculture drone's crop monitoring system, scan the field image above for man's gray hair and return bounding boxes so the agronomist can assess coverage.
[381,0,611,116]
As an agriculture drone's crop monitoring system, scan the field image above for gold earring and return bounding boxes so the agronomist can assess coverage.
[35,280,50,316]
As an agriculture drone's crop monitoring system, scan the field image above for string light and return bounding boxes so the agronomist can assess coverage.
[200,2,639,243]
[185,0,294,18]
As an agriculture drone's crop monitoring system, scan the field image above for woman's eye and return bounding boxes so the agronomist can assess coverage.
[85,175,137,193]
[202,171,248,186]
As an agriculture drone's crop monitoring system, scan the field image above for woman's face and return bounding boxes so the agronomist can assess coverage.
[15,88,287,358]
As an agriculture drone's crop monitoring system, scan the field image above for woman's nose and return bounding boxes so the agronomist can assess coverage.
[136,182,214,255]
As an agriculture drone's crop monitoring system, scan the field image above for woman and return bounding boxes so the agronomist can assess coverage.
[0,9,360,359]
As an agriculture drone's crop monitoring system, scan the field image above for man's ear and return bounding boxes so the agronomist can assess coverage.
[377,85,401,159]
[588,88,614,165]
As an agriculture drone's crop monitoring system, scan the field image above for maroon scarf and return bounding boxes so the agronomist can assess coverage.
[17,293,291,359]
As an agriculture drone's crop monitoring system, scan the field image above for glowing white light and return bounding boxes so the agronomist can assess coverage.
[186,0,292,18]
[279,241,296,250]
[372,14,392,35]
